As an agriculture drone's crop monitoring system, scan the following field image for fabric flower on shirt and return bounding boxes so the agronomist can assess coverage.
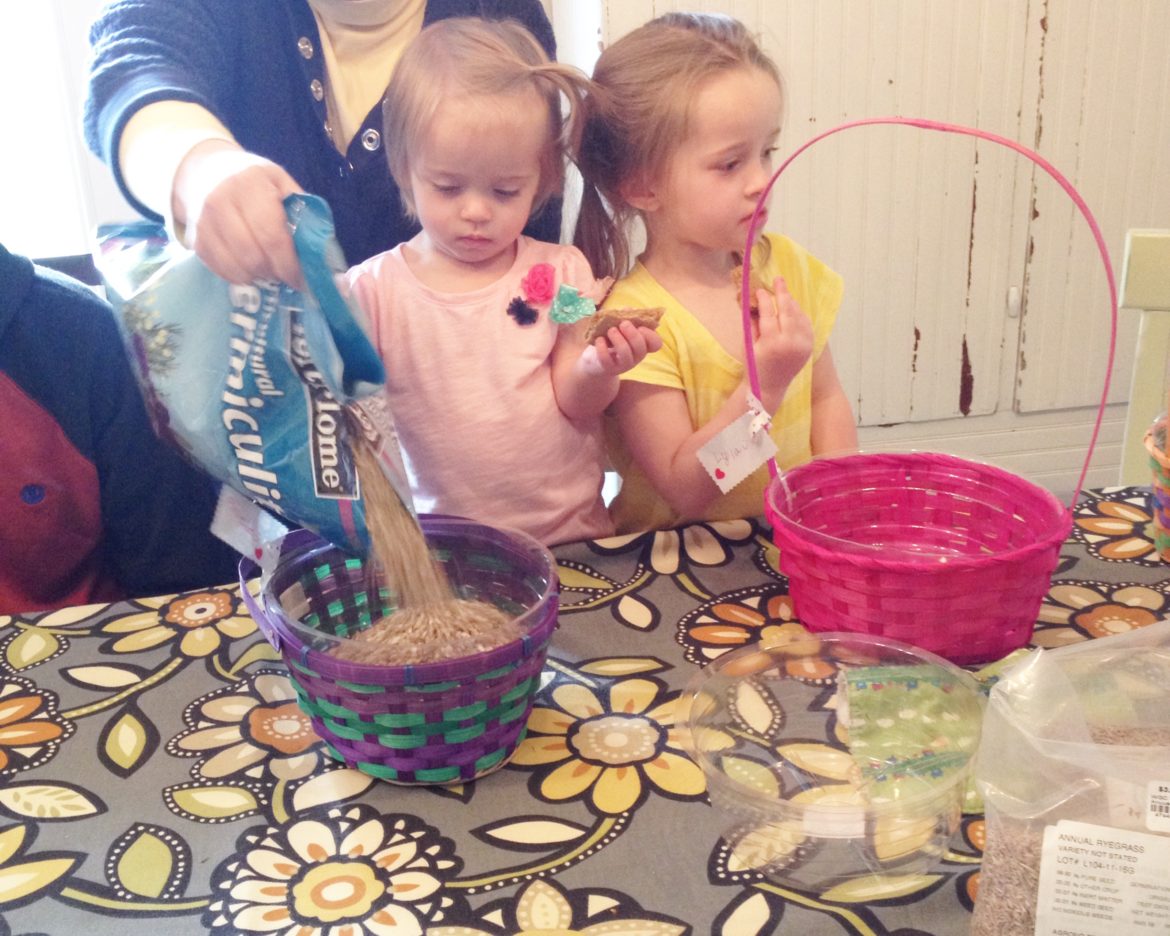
[549,283,597,324]
[520,262,557,305]
[506,296,539,326]
[507,262,558,327]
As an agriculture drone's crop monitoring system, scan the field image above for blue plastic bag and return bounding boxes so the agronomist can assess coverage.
[95,195,410,552]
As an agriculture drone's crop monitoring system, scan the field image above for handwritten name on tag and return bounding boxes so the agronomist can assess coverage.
[697,394,777,494]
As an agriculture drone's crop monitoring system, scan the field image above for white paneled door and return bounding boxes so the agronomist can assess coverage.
[1015,0,1170,414]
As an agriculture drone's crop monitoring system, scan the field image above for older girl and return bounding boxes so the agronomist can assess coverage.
[575,13,857,534]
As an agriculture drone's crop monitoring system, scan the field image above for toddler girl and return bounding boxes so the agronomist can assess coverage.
[347,17,661,545]
[575,12,858,534]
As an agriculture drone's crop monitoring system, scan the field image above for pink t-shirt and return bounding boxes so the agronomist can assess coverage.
[347,237,613,545]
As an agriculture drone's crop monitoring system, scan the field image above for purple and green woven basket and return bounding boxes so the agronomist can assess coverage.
[241,516,559,785]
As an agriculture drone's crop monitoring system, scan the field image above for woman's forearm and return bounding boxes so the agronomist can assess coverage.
[119,101,236,225]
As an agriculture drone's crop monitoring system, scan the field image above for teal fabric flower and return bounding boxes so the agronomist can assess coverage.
[550,284,597,324]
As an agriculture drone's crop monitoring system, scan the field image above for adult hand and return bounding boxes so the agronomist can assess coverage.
[753,276,813,411]
[172,140,305,287]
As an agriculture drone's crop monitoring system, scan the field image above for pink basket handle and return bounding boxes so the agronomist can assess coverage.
[741,117,1118,512]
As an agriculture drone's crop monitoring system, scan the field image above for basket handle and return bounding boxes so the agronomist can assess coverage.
[741,117,1118,512]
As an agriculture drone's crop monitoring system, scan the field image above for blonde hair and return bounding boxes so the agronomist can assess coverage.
[383,17,593,219]
[574,13,784,280]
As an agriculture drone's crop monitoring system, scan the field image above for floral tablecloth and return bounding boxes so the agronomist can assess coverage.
[1,486,1166,936]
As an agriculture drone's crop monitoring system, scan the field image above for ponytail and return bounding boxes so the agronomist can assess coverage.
[572,87,637,280]
[525,61,595,211]
[574,178,626,282]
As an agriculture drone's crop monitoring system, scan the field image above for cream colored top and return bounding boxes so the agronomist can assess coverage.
[310,0,425,151]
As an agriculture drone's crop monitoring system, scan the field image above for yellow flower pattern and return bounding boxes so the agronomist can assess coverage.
[204,806,461,935]
[0,677,73,778]
[101,588,256,658]
[429,879,686,935]
[1072,491,1161,564]
[1035,581,1169,646]
[511,675,713,814]
[0,823,81,911]
[169,670,324,782]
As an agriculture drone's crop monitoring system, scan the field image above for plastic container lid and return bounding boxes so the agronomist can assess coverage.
[685,629,985,889]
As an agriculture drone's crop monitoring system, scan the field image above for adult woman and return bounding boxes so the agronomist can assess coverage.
[84,0,559,285]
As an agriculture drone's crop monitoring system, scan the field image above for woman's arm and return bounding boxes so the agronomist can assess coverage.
[84,0,305,285]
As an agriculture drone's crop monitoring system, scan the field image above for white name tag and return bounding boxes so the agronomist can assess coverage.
[211,485,291,566]
[697,393,778,494]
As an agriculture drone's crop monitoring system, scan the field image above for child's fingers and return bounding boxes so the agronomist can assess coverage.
[757,281,812,349]
[622,322,664,360]
[756,296,780,338]
[590,323,654,373]
[764,277,809,330]
[639,326,664,354]
[612,321,655,356]
[586,333,625,373]
[764,276,797,315]
[756,287,777,319]
[593,334,614,359]
[608,326,639,370]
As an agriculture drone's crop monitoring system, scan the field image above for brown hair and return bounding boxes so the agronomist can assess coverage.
[573,13,784,279]
[383,16,593,219]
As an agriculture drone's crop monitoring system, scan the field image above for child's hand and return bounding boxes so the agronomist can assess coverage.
[754,276,813,410]
[580,321,664,377]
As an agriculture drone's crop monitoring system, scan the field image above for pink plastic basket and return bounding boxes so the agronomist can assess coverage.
[763,453,1070,663]
[744,119,1118,665]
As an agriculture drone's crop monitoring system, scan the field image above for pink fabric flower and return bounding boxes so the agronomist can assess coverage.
[521,263,556,305]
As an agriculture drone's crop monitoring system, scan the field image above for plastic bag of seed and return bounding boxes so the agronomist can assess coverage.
[94,194,411,554]
[971,620,1170,936]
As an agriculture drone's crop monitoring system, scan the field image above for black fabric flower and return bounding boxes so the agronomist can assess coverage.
[507,296,539,326]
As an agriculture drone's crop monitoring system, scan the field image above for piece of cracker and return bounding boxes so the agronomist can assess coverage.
[730,263,771,313]
[584,307,665,343]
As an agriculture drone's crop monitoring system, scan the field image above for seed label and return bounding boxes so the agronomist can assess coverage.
[697,393,777,494]
[1035,819,1170,935]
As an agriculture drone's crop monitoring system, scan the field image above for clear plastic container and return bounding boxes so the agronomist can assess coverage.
[685,631,985,889]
